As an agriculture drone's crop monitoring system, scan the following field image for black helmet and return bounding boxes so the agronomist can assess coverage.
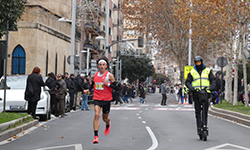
[194,56,203,64]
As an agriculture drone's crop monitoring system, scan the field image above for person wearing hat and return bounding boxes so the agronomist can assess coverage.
[160,80,168,105]
[185,56,216,139]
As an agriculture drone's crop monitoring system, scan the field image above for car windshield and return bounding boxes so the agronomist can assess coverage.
[0,75,47,89]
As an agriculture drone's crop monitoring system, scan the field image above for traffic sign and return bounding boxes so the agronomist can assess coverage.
[184,66,193,79]
[216,57,228,68]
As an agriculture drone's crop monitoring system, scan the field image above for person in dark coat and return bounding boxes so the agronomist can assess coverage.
[67,74,76,111]
[127,84,133,103]
[115,83,123,105]
[25,67,45,119]
[55,74,67,117]
[139,86,145,103]
[45,72,60,115]
[122,83,128,103]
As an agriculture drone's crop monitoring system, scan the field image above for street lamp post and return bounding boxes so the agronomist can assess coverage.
[70,0,76,74]
[80,48,90,75]
[105,0,110,58]
[59,0,76,74]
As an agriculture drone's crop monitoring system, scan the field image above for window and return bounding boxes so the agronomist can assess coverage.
[55,53,58,75]
[109,9,112,18]
[46,51,48,75]
[109,27,111,35]
[12,45,25,74]
[64,56,66,74]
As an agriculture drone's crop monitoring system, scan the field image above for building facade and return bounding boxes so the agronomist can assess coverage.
[6,2,72,76]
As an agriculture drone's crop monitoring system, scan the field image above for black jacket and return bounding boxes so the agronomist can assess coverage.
[185,65,216,99]
[127,87,133,97]
[25,73,45,102]
[45,77,59,93]
[74,76,82,92]
[139,87,145,98]
[67,77,76,93]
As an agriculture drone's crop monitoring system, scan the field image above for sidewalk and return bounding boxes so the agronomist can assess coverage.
[0,115,39,142]
[209,105,250,127]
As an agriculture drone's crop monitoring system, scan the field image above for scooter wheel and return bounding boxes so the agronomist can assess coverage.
[203,132,207,141]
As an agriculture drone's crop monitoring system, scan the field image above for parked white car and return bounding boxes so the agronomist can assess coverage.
[0,75,51,121]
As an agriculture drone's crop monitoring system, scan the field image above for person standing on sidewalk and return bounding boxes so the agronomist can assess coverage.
[81,76,90,111]
[25,67,45,119]
[86,56,119,144]
[55,74,67,118]
[45,72,59,115]
[67,74,76,112]
[160,80,168,105]
[75,74,84,109]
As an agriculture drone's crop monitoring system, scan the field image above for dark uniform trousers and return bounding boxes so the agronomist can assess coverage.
[194,98,209,128]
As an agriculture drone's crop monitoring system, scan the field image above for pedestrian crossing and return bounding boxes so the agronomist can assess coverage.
[111,104,194,111]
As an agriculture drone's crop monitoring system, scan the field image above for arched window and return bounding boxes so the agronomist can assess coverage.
[12,45,26,74]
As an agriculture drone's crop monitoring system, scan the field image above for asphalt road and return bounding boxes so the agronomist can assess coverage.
[1,92,250,150]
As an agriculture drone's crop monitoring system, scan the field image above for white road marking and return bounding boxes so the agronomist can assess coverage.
[139,111,142,113]
[126,104,135,106]
[145,108,148,110]
[137,113,139,115]
[142,121,146,124]
[205,143,250,150]
[138,117,141,119]
[184,105,193,108]
[111,107,141,110]
[168,105,178,107]
[154,108,195,111]
[146,126,158,150]
[34,144,83,150]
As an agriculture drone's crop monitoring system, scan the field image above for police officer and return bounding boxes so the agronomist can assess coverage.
[185,56,216,138]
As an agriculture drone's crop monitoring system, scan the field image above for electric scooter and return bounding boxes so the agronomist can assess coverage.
[199,100,208,141]
[197,89,209,141]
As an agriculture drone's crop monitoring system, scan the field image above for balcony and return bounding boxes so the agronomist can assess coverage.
[84,22,100,36]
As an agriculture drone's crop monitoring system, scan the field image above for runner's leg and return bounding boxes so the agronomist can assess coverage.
[93,105,101,134]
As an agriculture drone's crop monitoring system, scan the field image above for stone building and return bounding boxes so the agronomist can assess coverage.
[5,1,72,76]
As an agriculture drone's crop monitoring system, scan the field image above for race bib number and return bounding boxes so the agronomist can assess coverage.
[95,82,104,90]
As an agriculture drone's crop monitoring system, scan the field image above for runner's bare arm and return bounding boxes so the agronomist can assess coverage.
[103,73,118,90]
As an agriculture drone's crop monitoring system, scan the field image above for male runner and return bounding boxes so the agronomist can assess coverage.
[87,56,118,144]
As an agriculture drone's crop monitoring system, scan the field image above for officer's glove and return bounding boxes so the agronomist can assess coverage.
[190,87,196,92]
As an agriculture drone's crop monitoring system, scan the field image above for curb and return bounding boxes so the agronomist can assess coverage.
[209,105,250,127]
[0,118,39,142]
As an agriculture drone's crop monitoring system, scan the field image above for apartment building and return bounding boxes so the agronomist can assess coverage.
[1,0,117,77]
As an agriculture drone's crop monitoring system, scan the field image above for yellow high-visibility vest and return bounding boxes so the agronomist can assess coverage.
[190,68,211,93]
[182,85,188,94]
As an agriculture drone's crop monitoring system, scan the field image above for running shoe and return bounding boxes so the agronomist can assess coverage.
[104,122,111,136]
[93,136,99,144]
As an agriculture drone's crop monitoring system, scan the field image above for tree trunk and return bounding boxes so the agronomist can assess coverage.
[243,39,249,107]
[225,45,232,103]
